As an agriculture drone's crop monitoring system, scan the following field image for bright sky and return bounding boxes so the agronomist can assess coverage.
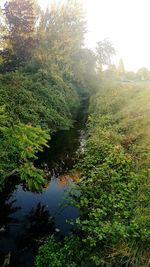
[38,0,150,71]
[1,0,150,71]
[83,0,150,71]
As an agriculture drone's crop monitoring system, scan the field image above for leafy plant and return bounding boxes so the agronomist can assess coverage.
[0,106,50,191]
[35,82,150,266]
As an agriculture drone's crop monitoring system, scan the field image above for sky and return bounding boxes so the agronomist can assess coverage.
[83,0,150,71]
[1,0,150,71]
[38,0,150,72]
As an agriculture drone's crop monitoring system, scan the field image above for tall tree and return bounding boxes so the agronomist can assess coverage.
[117,58,125,76]
[72,48,98,93]
[1,0,37,71]
[96,38,116,70]
[34,0,86,77]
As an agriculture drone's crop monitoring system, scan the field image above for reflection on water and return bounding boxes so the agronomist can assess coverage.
[57,173,79,188]
[0,173,80,266]
[0,178,21,231]
[18,203,55,248]
[0,95,88,266]
[0,130,83,267]
[37,128,84,178]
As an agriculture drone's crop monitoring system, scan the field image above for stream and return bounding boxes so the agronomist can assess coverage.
[0,96,88,267]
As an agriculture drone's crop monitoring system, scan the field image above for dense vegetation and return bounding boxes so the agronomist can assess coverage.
[0,0,149,266]
[35,82,150,266]
[0,0,98,189]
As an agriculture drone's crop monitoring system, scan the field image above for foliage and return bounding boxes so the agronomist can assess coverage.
[30,1,97,95]
[76,83,150,266]
[35,82,150,266]
[136,67,150,81]
[72,48,98,94]
[0,106,50,191]
[34,0,86,77]
[96,39,116,70]
[0,0,94,191]
[125,71,136,80]
[0,70,79,130]
[1,0,37,71]
[35,236,86,267]
[117,58,125,76]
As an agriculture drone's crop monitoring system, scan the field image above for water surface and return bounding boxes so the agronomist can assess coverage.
[0,96,88,267]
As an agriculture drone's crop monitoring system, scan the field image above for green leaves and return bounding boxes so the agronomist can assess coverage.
[18,163,45,191]
[35,236,85,267]
[0,107,50,191]
[96,39,116,70]
[0,71,78,131]
[1,0,37,71]
[72,83,149,265]
[35,83,150,267]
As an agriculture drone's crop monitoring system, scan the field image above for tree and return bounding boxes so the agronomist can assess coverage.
[103,64,117,80]
[136,67,150,81]
[125,71,136,81]
[0,7,7,50]
[117,58,125,76]
[34,0,86,77]
[72,48,98,93]
[1,0,37,71]
[96,38,116,70]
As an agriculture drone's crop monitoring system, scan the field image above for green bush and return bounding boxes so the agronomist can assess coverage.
[0,70,79,131]
[35,83,150,266]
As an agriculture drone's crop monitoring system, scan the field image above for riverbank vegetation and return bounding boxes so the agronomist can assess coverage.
[0,0,98,189]
[0,0,149,266]
[35,82,150,266]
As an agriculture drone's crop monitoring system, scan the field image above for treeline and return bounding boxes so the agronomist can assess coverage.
[36,83,150,266]
[109,59,150,82]
[0,0,102,189]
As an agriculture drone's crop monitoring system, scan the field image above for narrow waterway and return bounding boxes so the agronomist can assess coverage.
[0,96,88,267]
